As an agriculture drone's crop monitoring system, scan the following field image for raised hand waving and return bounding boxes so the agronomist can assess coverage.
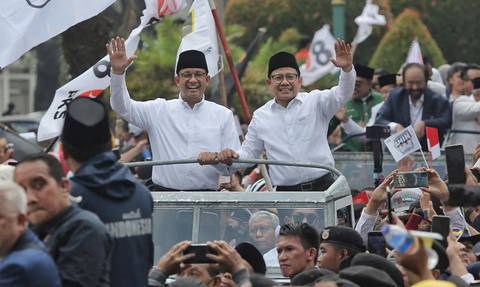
[106,36,138,75]
[329,38,353,72]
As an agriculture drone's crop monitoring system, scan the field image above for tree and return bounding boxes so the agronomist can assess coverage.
[225,0,480,67]
[369,8,446,73]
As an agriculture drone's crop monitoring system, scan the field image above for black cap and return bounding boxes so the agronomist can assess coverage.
[315,274,360,287]
[268,51,300,78]
[341,253,404,287]
[459,234,480,246]
[432,240,450,273]
[473,77,480,90]
[169,277,207,287]
[248,274,276,287]
[290,268,335,286]
[176,50,208,75]
[62,97,111,146]
[321,226,366,253]
[230,209,251,223]
[354,64,374,80]
[378,74,398,88]
[235,242,267,275]
[339,266,397,287]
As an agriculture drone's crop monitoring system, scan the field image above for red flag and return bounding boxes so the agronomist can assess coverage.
[426,127,441,160]
[353,190,370,205]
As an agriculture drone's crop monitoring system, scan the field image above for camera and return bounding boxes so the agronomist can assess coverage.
[366,125,390,140]
[5,143,13,153]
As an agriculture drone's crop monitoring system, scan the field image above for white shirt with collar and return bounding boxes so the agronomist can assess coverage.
[388,94,424,133]
[233,68,356,186]
[110,73,241,190]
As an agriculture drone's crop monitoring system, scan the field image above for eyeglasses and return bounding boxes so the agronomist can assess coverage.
[292,213,318,225]
[180,72,207,80]
[249,225,274,234]
[271,73,298,84]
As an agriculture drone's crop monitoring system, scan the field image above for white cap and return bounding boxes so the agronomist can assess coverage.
[128,123,143,137]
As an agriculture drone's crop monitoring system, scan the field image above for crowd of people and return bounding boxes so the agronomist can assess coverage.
[2,33,480,287]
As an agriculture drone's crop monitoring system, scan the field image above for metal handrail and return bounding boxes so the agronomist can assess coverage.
[331,132,366,152]
[125,158,343,177]
[442,129,480,149]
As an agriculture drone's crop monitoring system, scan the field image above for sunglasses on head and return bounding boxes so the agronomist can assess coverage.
[292,212,318,225]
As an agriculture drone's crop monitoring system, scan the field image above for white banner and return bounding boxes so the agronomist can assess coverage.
[406,40,423,64]
[384,125,422,162]
[299,25,339,86]
[0,0,115,68]
[37,0,186,141]
[175,0,220,77]
[352,0,386,45]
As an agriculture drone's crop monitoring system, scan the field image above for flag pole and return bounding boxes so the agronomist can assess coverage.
[420,150,429,168]
[428,151,433,169]
[208,0,251,123]
[217,34,228,107]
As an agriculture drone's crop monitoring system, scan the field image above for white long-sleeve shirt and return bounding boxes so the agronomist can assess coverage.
[232,67,356,186]
[449,95,480,153]
[340,101,385,137]
[110,74,241,190]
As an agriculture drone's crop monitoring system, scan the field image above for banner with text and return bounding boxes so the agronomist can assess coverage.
[0,0,115,68]
[384,125,422,162]
[37,0,186,141]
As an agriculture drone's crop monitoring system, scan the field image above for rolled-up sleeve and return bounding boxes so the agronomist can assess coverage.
[355,208,378,245]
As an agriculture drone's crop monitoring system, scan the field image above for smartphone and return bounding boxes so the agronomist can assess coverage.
[386,186,393,224]
[471,169,480,182]
[393,171,428,189]
[368,231,387,257]
[446,145,466,184]
[431,215,450,249]
[183,244,217,264]
[112,146,120,160]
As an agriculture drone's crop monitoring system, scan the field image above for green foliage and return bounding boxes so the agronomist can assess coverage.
[369,8,446,73]
[387,0,480,65]
[225,0,480,67]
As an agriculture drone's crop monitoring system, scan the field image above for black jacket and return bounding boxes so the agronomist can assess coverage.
[38,205,113,287]
[375,87,452,151]
[71,152,154,287]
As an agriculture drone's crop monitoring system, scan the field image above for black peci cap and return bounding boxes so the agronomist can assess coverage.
[176,50,208,75]
[354,64,375,80]
[62,97,111,147]
[268,51,300,78]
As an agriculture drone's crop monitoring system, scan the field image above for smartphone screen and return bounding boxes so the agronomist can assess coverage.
[431,215,451,249]
[368,232,386,257]
[393,171,428,188]
[183,244,217,264]
[446,145,466,184]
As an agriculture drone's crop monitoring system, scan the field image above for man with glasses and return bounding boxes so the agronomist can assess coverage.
[248,211,279,255]
[279,209,323,231]
[210,39,355,191]
[108,37,240,191]
[329,64,382,151]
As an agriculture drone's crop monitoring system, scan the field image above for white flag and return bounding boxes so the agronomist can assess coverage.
[384,125,422,162]
[37,0,186,141]
[175,0,220,77]
[0,0,115,68]
[352,0,386,45]
[299,25,339,86]
[406,40,423,64]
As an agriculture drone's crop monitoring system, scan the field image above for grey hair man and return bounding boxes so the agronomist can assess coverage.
[249,211,279,255]
[0,181,62,287]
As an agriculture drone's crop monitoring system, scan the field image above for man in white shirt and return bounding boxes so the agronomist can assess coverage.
[205,39,355,191]
[450,74,480,153]
[107,37,240,191]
